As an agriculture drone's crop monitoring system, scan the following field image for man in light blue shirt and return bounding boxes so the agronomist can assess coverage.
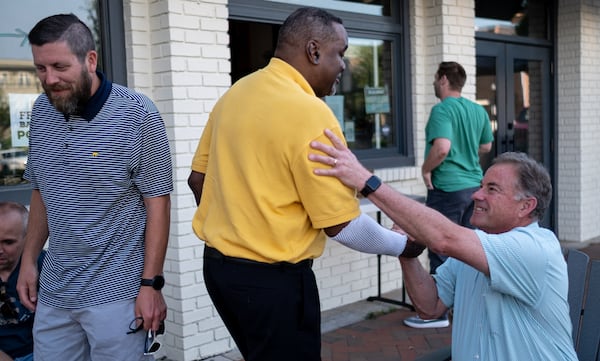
[435,224,574,360]
[308,132,578,361]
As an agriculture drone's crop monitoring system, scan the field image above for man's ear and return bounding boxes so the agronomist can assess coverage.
[439,74,448,86]
[306,40,320,64]
[86,50,98,72]
[519,197,538,218]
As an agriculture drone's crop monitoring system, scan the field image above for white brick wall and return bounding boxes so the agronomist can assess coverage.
[125,1,233,360]
[557,0,600,243]
[575,1,600,241]
[557,0,582,241]
[410,0,476,168]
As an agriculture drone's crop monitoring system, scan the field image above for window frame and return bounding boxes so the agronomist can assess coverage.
[0,1,126,204]
[228,0,415,169]
[98,0,127,85]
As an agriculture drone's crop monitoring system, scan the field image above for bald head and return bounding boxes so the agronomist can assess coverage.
[0,202,29,275]
[275,7,343,57]
[0,202,28,237]
[274,7,348,98]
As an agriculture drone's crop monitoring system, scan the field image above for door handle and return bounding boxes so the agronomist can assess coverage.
[501,135,514,150]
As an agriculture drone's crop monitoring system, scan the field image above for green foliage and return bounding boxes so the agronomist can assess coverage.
[0,89,11,150]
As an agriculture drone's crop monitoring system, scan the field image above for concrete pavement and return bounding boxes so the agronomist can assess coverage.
[161,242,600,361]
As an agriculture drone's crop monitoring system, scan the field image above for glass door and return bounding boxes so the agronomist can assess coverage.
[476,40,553,226]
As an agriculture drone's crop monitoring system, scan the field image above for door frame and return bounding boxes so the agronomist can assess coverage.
[476,39,555,229]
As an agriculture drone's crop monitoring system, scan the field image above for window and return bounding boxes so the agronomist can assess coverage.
[327,38,396,152]
[475,0,551,41]
[0,0,124,202]
[266,0,393,17]
[228,0,414,169]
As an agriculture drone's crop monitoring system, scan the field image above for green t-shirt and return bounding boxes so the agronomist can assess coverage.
[425,96,493,192]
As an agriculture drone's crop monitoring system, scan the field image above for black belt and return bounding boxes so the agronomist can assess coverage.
[204,246,313,269]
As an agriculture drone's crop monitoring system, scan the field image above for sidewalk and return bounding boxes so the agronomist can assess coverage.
[170,242,600,361]
[320,306,451,361]
[197,289,450,361]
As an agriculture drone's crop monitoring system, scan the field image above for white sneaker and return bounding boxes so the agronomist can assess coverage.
[403,315,449,329]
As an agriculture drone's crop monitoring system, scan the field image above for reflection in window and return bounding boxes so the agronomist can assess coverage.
[0,65,39,186]
[475,0,549,40]
[266,0,392,16]
[513,59,543,161]
[326,38,395,151]
[0,0,100,187]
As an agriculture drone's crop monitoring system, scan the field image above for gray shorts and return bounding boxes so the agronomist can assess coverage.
[33,299,153,361]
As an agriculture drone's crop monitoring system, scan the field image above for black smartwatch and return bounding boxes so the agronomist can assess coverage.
[360,175,382,197]
[141,275,165,291]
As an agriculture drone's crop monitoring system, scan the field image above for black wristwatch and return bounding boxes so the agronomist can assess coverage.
[141,275,165,290]
[360,175,382,197]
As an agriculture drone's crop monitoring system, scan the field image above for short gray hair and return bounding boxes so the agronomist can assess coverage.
[28,13,95,63]
[492,152,552,221]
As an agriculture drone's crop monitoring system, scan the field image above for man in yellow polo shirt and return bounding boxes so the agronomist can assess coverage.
[188,7,420,361]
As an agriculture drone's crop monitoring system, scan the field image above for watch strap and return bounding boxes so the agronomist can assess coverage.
[140,275,165,290]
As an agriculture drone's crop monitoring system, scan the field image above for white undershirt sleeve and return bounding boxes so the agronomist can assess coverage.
[330,213,407,256]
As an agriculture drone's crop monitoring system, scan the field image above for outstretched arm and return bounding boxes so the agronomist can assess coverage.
[308,129,488,276]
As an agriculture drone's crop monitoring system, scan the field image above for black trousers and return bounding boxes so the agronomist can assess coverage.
[203,246,321,361]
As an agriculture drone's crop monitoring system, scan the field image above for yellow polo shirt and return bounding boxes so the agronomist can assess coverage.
[191,58,360,263]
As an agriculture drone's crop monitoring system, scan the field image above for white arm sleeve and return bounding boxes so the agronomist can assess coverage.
[330,213,407,256]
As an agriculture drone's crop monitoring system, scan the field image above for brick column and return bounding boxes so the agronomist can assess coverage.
[556,0,600,243]
[123,0,232,359]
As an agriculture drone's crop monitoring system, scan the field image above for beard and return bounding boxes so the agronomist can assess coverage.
[44,69,92,116]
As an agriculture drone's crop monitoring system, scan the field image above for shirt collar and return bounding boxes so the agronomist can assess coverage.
[269,57,315,97]
[79,71,112,121]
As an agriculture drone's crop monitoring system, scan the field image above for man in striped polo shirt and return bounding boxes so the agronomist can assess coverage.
[16,14,172,361]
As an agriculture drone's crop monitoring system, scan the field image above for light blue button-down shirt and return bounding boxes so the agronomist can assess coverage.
[435,223,578,360]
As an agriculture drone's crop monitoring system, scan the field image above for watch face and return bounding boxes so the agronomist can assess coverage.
[153,275,165,290]
[366,176,380,190]
[361,175,381,196]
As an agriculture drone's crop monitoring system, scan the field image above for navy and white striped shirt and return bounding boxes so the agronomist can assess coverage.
[24,73,172,308]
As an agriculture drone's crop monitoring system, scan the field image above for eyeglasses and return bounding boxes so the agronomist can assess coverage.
[0,284,19,321]
[127,316,165,355]
[145,325,164,355]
